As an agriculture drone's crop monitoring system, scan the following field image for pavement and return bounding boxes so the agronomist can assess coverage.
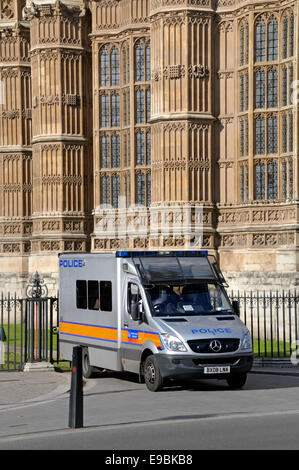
[0,362,299,410]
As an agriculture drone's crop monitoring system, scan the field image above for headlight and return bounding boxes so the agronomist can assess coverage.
[240,331,252,351]
[161,334,187,352]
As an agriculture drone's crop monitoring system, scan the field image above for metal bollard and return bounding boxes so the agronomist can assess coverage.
[68,346,84,429]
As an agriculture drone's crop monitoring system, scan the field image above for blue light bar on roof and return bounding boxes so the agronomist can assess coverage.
[116,250,208,258]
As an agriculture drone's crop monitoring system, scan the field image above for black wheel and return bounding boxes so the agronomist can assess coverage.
[226,372,247,389]
[144,355,164,392]
[82,348,95,379]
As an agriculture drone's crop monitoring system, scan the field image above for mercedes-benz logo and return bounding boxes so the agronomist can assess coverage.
[209,339,222,352]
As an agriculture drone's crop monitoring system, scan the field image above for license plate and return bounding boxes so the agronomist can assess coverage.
[204,366,230,374]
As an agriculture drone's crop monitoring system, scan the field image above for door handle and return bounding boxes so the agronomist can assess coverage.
[124,322,128,327]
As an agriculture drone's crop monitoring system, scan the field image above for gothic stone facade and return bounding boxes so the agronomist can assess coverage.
[0,0,298,295]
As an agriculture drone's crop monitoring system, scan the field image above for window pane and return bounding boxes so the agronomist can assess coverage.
[282,68,288,106]
[137,173,145,205]
[267,115,277,154]
[123,93,127,126]
[146,43,151,81]
[240,74,244,111]
[111,134,120,167]
[100,48,109,86]
[289,113,293,152]
[100,281,112,312]
[255,70,265,108]
[282,161,287,199]
[267,161,278,199]
[123,133,127,167]
[289,160,293,198]
[282,115,287,153]
[136,89,145,123]
[112,175,120,208]
[101,134,110,168]
[255,19,266,62]
[240,24,244,66]
[101,94,110,127]
[268,17,278,61]
[255,116,265,154]
[76,280,87,309]
[289,65,293,105]
[267,69,278,107]
[88,281,99,310]
[136,132,145,165]
[135,42,144,82]
[240,120,244,157]
[111,93,120,127]
[255,163,265,200]
[240,165,245,201]
[147,173,151,206]
[101,175,110,205]
[146,89,151,122]
[146,131,151,165]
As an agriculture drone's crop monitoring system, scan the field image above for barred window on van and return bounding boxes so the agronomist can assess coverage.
[100,281,112,312]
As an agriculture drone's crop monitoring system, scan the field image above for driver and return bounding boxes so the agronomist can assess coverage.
[151,286,179,314]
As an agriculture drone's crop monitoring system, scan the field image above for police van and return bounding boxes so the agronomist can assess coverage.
[59,251,253,391]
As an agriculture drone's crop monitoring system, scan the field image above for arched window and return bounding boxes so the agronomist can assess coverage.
[240,21,249,66]
[283,16,288,59]
[290,14,294,56]
[267,17,278,61]
[135,42,145,82]
[100,48,109,86]
[110,47,120,86]
[122,45,130,84]
[146,43,151,81]
[255,19,266,62]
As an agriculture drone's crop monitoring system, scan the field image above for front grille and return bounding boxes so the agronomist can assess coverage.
[192,357,241,365]
[187,338,240,353]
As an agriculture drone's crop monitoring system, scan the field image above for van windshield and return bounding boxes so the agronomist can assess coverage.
[146,283,233,317]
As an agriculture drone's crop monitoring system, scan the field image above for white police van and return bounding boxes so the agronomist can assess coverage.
[59,251,253,391]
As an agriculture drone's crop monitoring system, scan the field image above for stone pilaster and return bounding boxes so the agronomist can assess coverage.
[24,0,92,274]
[0,0,32,281]
[149,1,216,250]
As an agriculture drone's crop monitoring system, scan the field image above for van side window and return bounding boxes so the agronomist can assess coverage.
[88,281,99,310]
[127,283,141,315]
[100,281,112,311]
[76,280,87,309]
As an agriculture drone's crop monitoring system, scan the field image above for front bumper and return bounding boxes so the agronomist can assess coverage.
[154,353,253,380]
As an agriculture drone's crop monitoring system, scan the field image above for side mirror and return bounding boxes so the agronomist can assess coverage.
[131,301,141,321]
[232,300,240,317]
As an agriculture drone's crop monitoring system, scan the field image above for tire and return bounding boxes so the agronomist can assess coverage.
[82,348,95,379]
[144,355,164,392]
[226,372,247,389]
